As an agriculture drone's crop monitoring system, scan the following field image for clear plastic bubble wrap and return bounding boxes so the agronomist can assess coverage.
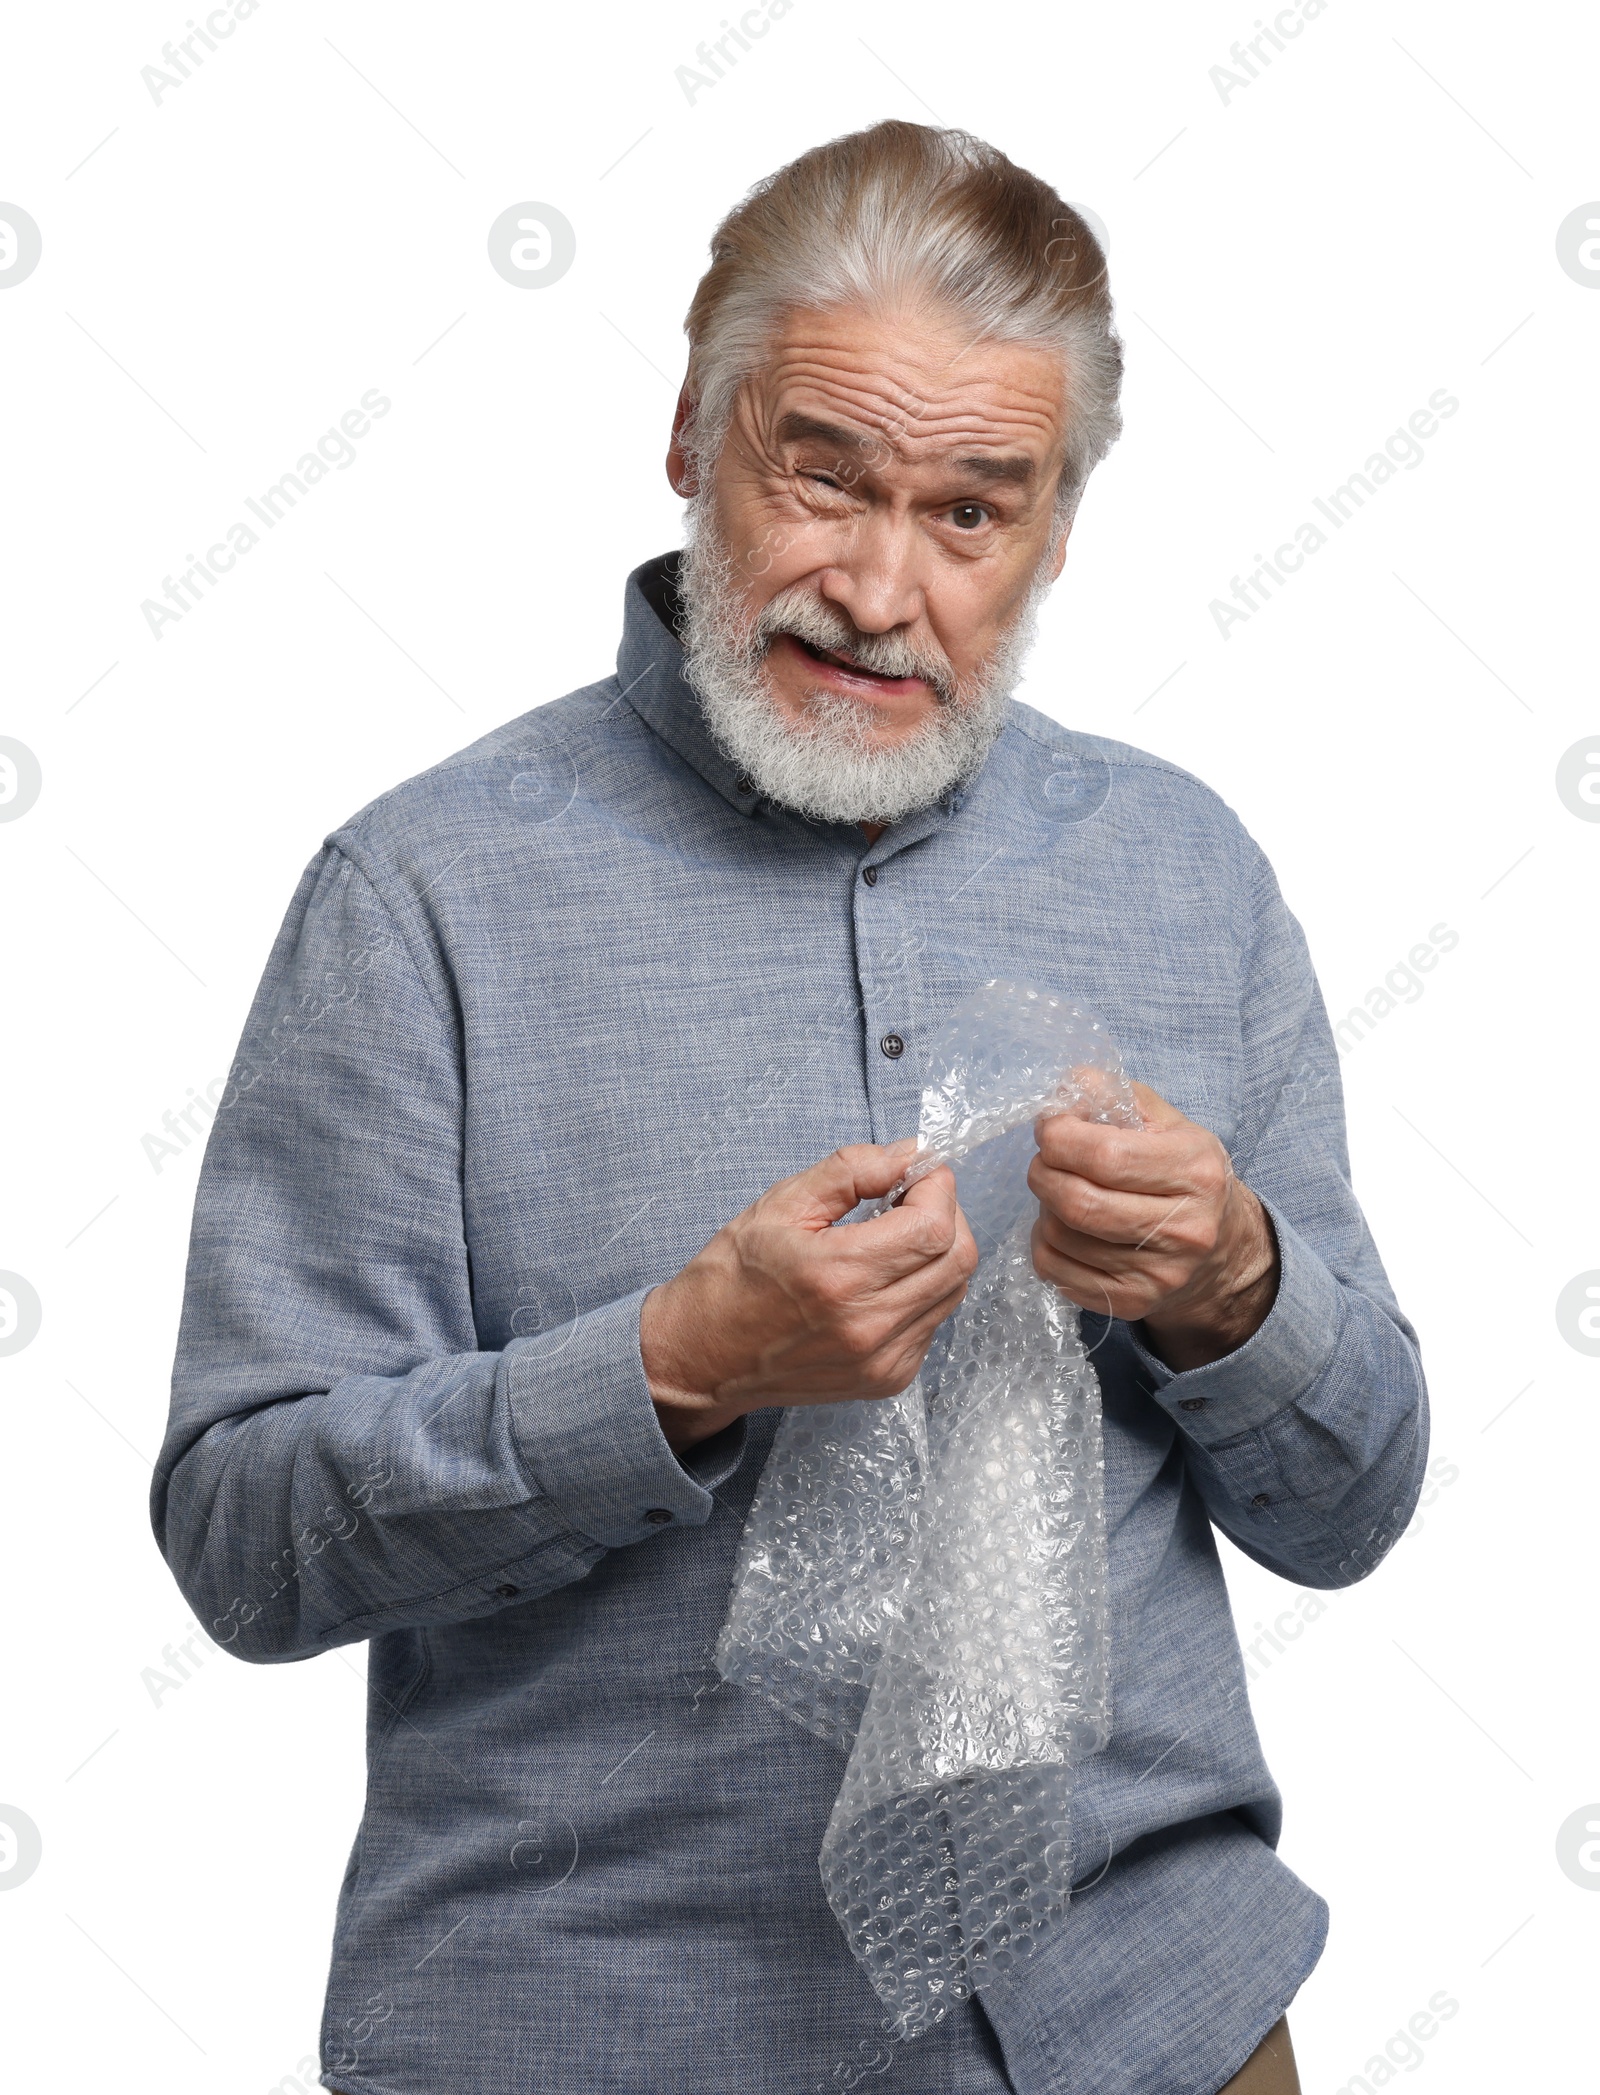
[715,980,1140,2038]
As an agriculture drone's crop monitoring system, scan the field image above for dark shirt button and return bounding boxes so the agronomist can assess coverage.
[1250,1493,1271,1509]
[1179,1397,1206,1412]
[493,1584,520,1599]
[643,1507,673,1526]
[735,775,754,794]
[880,1032,905,1059]
[862,865,878,886]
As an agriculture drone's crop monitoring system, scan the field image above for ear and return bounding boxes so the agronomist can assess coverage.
[666,386,699,497]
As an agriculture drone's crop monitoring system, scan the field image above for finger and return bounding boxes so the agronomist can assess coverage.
[898,1157,953,1208]
[773,1138,924,1230]
[848,1164,968,1279]
[825,1193,978,1326]
[1055,1061,1146,1129]
[1028,1162,1197,1249]
[862,1273,979,1380]
[865,1227,979,1323]
[916,1273,979,1335]
[1126,1080,1187,1128]
[783,1181,970,1315]
[1030,1231,1159,1322]
[1033,1216,1177,1285]
[840,1201,983,1384]
[1034,1113,1218,1197]
[949,1196,979,1279]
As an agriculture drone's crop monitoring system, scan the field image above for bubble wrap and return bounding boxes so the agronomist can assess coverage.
[715,980,1141,2037]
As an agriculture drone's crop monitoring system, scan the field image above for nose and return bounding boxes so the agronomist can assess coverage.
[816,509,928,637]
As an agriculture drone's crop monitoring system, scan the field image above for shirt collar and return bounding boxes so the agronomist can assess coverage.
[615,551,969,861]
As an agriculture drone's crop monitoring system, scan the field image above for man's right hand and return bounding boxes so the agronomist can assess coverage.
[640,1141,979,1453]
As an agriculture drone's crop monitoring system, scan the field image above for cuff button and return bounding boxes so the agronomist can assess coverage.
[1250,1493,1271,1509]
[643,1507,673,1526]
[493,1584,520,1599]
[1179,1397,1207,1412]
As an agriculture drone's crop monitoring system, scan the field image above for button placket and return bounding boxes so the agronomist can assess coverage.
[851,859,925,1144]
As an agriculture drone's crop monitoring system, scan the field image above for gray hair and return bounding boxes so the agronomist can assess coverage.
[679,119,1123,524]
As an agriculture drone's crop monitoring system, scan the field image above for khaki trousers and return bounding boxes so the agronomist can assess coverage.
[1219,2016,1300,2093]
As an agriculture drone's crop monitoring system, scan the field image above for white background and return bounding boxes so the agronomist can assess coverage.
[2,1,1596,2088]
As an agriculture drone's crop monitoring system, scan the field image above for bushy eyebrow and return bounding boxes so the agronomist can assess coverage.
[774,410,868,454]
[773,410,1037,488]
[950,451,1035,487]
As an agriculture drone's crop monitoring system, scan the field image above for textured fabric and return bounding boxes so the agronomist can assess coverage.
[153,552,1427,2095]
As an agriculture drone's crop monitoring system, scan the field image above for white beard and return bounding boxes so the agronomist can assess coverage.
[675,498,1055,827]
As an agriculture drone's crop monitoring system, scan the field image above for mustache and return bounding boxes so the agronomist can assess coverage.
[751,587,958,702]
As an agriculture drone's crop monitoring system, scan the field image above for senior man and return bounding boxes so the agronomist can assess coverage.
[154,122,1426,2095]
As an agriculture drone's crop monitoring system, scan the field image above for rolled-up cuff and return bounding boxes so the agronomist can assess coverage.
[501,1287,748,1547]
[1127,1197,1345,1442]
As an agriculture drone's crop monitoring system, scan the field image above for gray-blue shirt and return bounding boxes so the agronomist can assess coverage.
[153,553,1428,2095]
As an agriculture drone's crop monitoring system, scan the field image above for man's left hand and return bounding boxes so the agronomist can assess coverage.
[1028,1080,1280,1372]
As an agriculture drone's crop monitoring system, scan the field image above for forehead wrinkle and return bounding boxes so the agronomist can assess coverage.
[757,353,1064,471]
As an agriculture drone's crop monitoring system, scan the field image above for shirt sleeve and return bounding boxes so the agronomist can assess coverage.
[150,843,745,1664]
[1125,839,1429,1589]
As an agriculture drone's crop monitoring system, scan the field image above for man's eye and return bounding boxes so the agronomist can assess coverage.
[948,503,989,530]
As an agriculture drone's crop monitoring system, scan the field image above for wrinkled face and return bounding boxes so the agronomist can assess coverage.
[669,302,1075,825]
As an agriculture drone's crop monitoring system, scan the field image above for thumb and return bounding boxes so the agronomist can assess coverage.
[778,1138,924,1230]
[1124,1078,1182,1130]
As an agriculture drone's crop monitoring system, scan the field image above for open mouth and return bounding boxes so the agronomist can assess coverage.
[790,635,923,689]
